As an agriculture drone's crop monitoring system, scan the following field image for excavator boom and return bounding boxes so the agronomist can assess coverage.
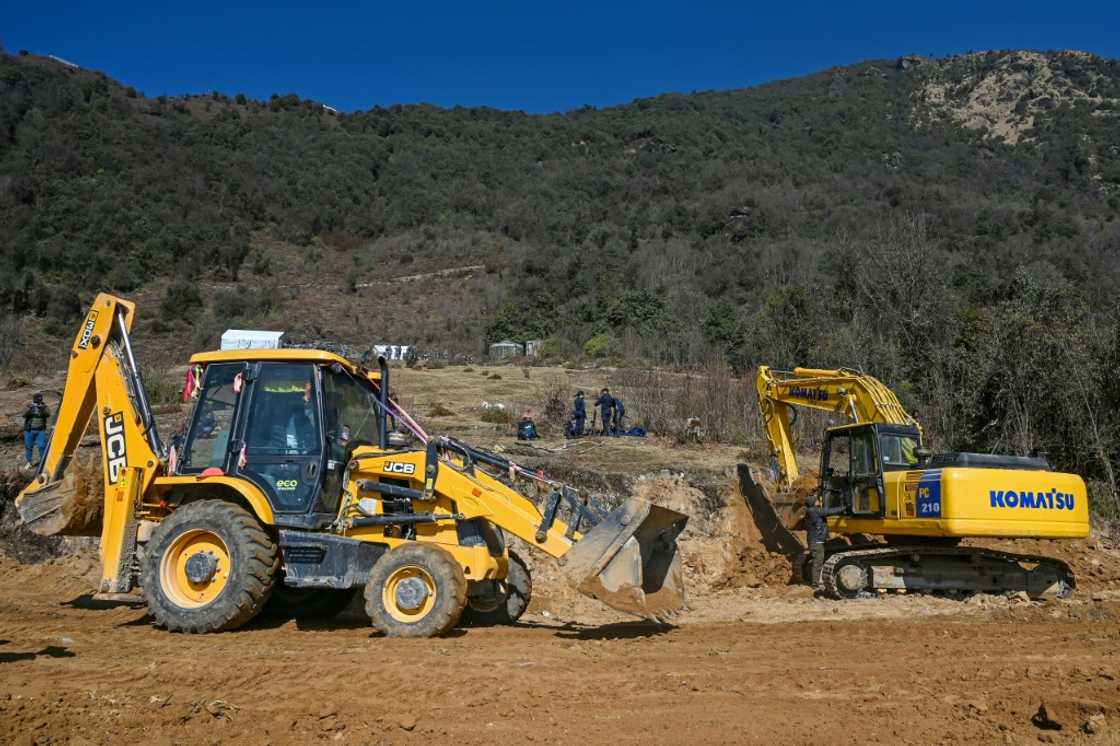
[756,365,920,487]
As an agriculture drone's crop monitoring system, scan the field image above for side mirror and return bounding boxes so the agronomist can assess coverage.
[915,447,932,465]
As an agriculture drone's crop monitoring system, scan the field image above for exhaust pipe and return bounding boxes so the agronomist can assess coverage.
[562,498,688,622]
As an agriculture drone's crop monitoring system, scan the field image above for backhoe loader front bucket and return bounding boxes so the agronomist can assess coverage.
[562,498,688,622]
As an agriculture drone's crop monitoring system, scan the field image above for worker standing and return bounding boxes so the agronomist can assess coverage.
[569,391,586,437]
[804,493,844,589]
[611,395,626,436]
[22,393,50,470]
[595,389,614,436]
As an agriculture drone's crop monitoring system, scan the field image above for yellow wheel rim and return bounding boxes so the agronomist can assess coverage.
[382,565,437,623]
[159,529,231,608]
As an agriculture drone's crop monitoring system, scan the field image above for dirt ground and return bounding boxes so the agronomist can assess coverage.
[1,554,1119,746]
[3,363,1120,744]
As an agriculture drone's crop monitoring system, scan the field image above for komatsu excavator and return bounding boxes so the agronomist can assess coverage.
[755,366,1089,599]
[16,294,687,636]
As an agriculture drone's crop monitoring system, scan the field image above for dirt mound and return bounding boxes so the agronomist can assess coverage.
[967,533,1120,593]
[1,465,100,564]
[509,468,801,621]
[1,469,67,562]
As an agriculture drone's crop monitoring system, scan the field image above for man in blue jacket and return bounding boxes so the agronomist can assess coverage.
[595,389,614,436]
[569,391,587,437]
[22,393,50,470]
[611,395,626,435]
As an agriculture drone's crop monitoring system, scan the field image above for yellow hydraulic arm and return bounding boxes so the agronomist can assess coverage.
[756,366,920,488]
[17,293,165,591]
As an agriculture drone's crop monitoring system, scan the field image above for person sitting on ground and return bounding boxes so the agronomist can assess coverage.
[804,493,845,589]
[517,409,539,440]
[22,393,50,470]
[595,388,614,436]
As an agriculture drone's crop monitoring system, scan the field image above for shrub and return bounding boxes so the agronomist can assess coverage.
[583,333,617,359]
[142,366,182,407]
[160,281,202,322]
[480,407,512,425]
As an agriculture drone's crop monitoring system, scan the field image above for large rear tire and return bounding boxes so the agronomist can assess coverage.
[142,500,278,633]
[462,550,532,626]
[364,543,467,638]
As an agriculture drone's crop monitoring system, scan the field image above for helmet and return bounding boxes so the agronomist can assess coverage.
[33,393,44,404]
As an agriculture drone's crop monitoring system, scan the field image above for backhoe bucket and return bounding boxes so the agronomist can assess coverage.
[562,498,688,621]
[16,456,104,537]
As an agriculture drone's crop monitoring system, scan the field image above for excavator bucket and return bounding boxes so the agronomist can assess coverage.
[563,498,688,622]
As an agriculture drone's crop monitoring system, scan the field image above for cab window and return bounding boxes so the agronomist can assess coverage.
[320,370,380,506]
[180,363,241,472]
[322,370,380,449]
[243,364,321,455]
[850,427,877,475]
[879,433,919,471]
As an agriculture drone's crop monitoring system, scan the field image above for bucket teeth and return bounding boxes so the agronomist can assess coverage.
[563,498,688,620]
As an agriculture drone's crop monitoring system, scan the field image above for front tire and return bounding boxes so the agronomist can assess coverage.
[364,543,467,638]
[463,550,532,626]
[142,500,278,633]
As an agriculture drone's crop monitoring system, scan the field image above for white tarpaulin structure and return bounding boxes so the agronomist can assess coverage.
[373,344,413,361]
[220,329,285,351]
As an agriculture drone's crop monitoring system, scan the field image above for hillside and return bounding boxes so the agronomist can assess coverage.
[0,47,1119,508]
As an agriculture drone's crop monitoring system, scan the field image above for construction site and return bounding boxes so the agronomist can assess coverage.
[1,302,1118,745]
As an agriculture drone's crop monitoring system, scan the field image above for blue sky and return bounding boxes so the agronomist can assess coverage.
[5,1,1119,113]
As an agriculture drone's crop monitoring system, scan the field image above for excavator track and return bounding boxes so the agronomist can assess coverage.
[820,545,1075,600]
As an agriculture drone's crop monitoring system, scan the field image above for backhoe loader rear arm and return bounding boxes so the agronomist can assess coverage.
[756,365,920,488]
[17,294,164,591]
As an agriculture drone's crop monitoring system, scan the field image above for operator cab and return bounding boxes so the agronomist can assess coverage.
[818,423,921,517]
[177,351,392,529]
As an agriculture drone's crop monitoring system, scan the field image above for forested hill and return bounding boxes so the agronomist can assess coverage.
[1,47,1120,502]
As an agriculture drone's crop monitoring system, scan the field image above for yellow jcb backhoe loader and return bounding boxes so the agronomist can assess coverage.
[755,366,1089,599]
[16,294,687,636]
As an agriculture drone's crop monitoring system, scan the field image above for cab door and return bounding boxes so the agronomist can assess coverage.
[821,426,885,518]
[848,426,885,517]
[233,362,325,515]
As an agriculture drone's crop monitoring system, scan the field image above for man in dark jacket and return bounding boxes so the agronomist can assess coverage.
[805,493,845,589]
[23,393,50,470]
[569,391,587,437]
[611,395,626,435]
[595,389,614,436]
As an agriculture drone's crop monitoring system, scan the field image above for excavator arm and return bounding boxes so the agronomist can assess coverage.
[756,365,920,488]
[17,294,165,591]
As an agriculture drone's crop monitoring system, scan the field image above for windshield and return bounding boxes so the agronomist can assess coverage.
[879,433,919,470]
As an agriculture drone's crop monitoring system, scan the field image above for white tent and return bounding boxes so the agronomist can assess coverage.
[220,329,285,351]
